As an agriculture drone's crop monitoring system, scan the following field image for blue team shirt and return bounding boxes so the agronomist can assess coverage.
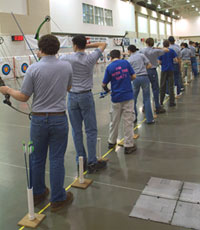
[158,48,177,71]
[103,59,135,103]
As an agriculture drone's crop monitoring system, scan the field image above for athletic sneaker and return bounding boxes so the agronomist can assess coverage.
[124,145,137,154]
[51,192,73,212]
[88,160,107,174]
[108,142,116,149]
[156,107,166,114]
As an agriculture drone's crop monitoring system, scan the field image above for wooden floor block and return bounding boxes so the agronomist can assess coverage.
[18,213,46,228]
[99,157,109,162]
[71,178,93,189]
[133,134,139,139]
[153,114,158,119]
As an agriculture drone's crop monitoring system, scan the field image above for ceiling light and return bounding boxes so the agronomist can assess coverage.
[172,12,175,16]
[196,8,198,11]
[157,4,161,9]
[192,5,195,7]
[186,0,190,2]
[165,9,169,13]
[147,0,152,4]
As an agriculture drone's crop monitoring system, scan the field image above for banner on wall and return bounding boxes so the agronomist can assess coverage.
[86,36,109,44]
[25,35,72,50]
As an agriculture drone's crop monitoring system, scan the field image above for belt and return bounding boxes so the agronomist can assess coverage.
[70,89,91,94]
[31,111,66,116]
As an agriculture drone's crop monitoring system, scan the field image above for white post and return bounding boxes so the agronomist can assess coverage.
[97,138,101,159]
[174,86,177,97]
[27,188,35,220]
[79,157,85,184]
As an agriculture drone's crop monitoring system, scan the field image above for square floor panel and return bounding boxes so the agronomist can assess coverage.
[129,195,176,224]
[179,182,200,203]
[172,201,200,230]
[142,177,183,199]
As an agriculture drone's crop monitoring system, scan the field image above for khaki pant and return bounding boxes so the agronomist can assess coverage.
[181,60,192,83]
[108,99,135,147]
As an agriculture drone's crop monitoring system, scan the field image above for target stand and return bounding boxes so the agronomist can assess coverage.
[71,157,93,189]
[18,213,46,229]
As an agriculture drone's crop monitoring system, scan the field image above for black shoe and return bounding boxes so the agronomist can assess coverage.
[134,118,138,123]
[169,103,176,107]
[156,107,166,114]
[34,187,49,206]
[146,120,155,124]
[181,88,185,92]
[77,159,88,174]
[88,160,107,174]
[108,142,116,149]
[124,145,137,154]
[142,106,145,113]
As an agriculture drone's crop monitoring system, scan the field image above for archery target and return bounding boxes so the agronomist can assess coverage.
[14,56,29,77]
[105,51,111,63]
[0,57,14,79]
[2,64,11,75]
[21,63,28,73]
[97,53,105,64]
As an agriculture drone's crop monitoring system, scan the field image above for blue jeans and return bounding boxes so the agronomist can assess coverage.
[191,57,198,77]
[166,64,181,95]
[30,114,68,202]
[147,68,160,110]
[132,76,154,123]
[68,92,97,165]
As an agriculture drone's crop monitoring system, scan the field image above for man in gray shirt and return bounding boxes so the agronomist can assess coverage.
[0,34,73,212]
[189,41,198,78]
[128,45,154,124]
[60,35,107,174]
[140,38,168,114]
[168,36,182,96]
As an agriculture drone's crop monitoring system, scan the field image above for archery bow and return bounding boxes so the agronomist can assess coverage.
[0,13,50,118]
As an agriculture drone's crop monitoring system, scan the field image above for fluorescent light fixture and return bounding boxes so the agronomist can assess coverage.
[196,8,198,11]
[186,0,190,2]
[192,5,195,7]
[172,12,175,16]
[147,0,152,4]
[157,4,161,9]
[166,9,169,13]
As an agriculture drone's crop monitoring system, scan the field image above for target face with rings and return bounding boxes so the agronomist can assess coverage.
[21,63,28,73]
[2,64,11,75]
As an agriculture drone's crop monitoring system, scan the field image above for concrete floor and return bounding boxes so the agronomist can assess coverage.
[0,63,200,230]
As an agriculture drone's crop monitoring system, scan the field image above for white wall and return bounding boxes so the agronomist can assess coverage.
[49,0,135,36]
[173,16,200,37]
[0,0,27,15]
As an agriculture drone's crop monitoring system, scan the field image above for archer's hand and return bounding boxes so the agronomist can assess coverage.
[0,86,10,95]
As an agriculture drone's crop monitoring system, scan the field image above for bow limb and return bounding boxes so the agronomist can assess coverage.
[34,16,51,41]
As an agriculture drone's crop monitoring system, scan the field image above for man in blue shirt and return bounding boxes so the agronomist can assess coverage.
[102,50,137,155]
[158,40,178,107]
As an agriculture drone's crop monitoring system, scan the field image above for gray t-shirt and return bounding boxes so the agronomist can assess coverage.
[189,45,196,57]
[21,56,72,112]
[128,52,150,76]
[181,48,192,60]
[169,44,181,64]
[60,49,102,92]
[140,47,165,68]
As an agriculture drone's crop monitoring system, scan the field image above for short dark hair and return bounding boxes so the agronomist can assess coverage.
[184,43,188,48]
[72,35,87,49]
[146,38,154,47]
[163,40,170,48]
[168,36,175,44]
[38,34,60,55]
[189,41,194,45]
[110,49,121,59]
[128,45,137,53]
